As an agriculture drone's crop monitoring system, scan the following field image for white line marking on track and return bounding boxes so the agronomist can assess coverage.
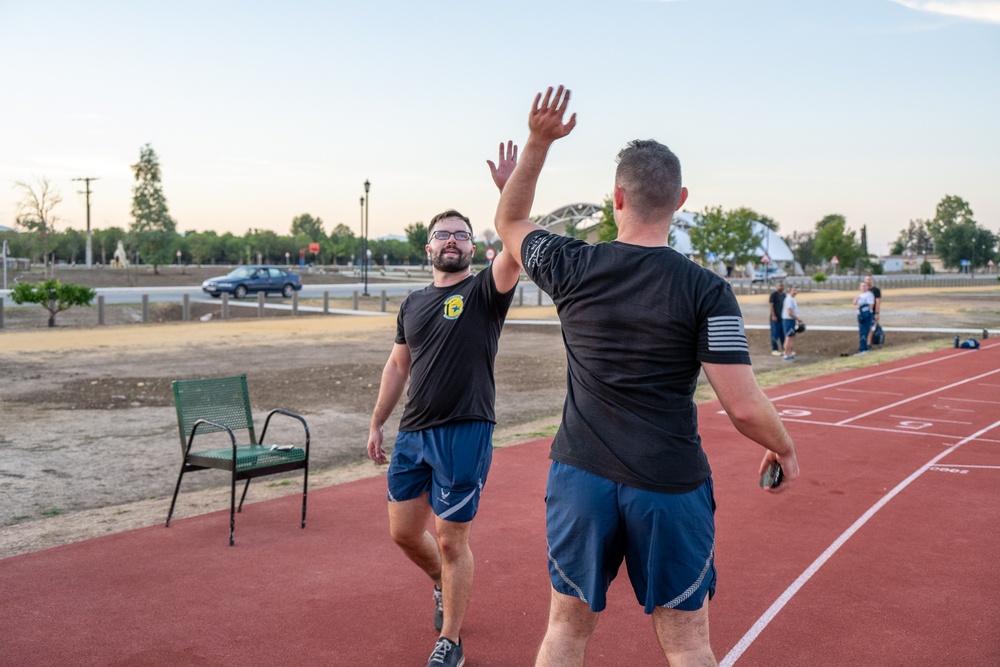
[770,353,965,402]
[720,418,1000,667]
[779,418,1000,444]
[836,368,1000,426]
[822,397,859,403]
[938,396,1000,405]
[889,415,973,425]
[780,405,850,414]
[935,465,1000,470]
[835,388,904,396]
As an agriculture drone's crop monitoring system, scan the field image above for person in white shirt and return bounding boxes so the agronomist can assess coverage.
[853,281,876,355]
[781,286,803,361]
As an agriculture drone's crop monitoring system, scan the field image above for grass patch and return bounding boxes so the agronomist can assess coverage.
[115,509,131,515]
[42,508,62,517]
[266,479,292,488]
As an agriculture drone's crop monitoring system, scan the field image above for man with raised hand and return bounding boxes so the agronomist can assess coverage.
[367,144,520,667]
[494,86,799,666]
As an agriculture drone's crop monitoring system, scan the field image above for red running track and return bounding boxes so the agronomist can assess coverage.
[1,341,998,665]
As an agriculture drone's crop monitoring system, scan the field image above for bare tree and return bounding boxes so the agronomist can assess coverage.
[14,177,62,277]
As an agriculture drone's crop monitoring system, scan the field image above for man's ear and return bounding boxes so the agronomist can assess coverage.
[613,185,625,211]
[677,186,689,209]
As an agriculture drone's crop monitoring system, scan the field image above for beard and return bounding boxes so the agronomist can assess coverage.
[431,246,472,273]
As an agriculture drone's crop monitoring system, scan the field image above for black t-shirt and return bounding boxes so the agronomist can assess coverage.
[769,290,785,319]
[870,286,882,308]
[396,265,515,432]
[522,230,751,493]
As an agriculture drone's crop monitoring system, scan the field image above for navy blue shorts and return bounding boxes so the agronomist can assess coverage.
[545,461,716,614]
[386,420,494,523]
[783,319,797,337]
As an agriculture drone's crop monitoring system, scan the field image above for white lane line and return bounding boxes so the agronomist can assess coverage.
[769,353,962,402]
[934,465,1000,470]
[779,418,1000,444]
[836,368,1000,426]
[720,419,1000,667]
[780,405,850,414]
[836,388,904,396]
[822,397,859,403]
[937,396,1000,405]
[889,415,973,425]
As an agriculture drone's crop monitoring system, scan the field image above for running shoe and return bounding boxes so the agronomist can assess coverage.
[771,350,782,356]
[433,586,443,632]
[782,355,796,362]
[426,637,464,667]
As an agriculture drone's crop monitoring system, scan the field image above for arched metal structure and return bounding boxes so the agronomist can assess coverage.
[534,203,604,237]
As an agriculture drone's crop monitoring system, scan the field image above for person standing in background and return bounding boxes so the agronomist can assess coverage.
[853,281,875,355]
[768,281,786,356]
[781,285,803,361]
[865,275,882,348]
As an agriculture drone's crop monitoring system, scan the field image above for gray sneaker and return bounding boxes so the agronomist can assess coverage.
[433,586,443,632]
[426,637,464,667]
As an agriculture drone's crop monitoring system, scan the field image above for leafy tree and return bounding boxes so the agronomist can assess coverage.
[890,219,934,256]
[596,195,618,242]
[14,176,62,274]
[128,144,176,273]
[926,195,997,270]
[784,231,818,270]
[290,213,325,242]
[327,223,356,266]
[688,206,764,267]
[928,194,974,241]
[405,222,429,268]
[11,279,96,327]
[814,215,861,269]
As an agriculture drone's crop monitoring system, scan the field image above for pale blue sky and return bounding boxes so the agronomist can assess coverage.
[1,0,997,254]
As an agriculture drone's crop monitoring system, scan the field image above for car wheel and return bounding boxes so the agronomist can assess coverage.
[234,285,248,299]
[210,293,221,298]
[282,284,294,298]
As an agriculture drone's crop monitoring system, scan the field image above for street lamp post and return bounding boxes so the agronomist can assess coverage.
[363,179,370,296]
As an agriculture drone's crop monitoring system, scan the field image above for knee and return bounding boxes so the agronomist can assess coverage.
[389,524,426,550]
[436,532,470,563]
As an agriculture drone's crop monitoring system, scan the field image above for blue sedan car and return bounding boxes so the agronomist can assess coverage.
[201,265,303,299]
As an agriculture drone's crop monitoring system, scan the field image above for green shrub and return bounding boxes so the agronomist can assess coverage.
[11,279,97,327]
[919,261,934,275]
[812,272,827,283]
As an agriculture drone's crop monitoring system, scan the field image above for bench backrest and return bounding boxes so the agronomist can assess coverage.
[172,375,257,453]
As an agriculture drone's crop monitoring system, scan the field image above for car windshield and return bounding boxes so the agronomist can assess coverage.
[227,267,255,279]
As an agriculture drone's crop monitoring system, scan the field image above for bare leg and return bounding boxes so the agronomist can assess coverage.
[388,495,442,587]
[535,587,599,667]
[434,515,474,643]
[783,334,794,357]
[652,597,717,667]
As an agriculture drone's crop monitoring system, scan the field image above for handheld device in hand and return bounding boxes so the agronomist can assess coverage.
[760,461,783,489]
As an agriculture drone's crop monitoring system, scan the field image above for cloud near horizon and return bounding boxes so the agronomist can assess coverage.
[890,0,1000,24]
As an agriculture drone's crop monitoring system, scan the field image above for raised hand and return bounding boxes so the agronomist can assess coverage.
[529,85,577,144]
[487,140,519,193]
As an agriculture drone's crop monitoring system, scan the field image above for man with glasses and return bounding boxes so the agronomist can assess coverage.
[367,143,521,667]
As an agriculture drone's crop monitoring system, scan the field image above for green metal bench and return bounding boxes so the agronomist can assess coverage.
[166,374,310,546]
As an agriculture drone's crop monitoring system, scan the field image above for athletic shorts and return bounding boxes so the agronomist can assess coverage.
[545,461,716,614]
[783,319,797,337]
[386,420,494,523]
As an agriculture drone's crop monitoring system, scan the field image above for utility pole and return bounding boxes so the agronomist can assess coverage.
[72,177,99,268]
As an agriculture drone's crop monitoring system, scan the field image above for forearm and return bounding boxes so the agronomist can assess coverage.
[725,391,796,458]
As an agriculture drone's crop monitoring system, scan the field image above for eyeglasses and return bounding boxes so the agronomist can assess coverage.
[429,230,472,242]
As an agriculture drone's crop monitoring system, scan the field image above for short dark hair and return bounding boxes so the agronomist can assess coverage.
[428,209,473,236]
[615,140,683,218]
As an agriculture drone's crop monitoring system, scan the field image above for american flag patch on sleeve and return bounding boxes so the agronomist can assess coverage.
[707,315,749,353]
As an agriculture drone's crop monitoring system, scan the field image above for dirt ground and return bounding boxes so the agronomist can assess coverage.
[2,281,997,558]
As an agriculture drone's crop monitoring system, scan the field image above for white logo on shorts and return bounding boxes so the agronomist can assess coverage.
[439,489,451,505]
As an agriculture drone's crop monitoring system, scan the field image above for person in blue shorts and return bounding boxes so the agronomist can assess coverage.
[367,145,521,667]
[494,86,801,667]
